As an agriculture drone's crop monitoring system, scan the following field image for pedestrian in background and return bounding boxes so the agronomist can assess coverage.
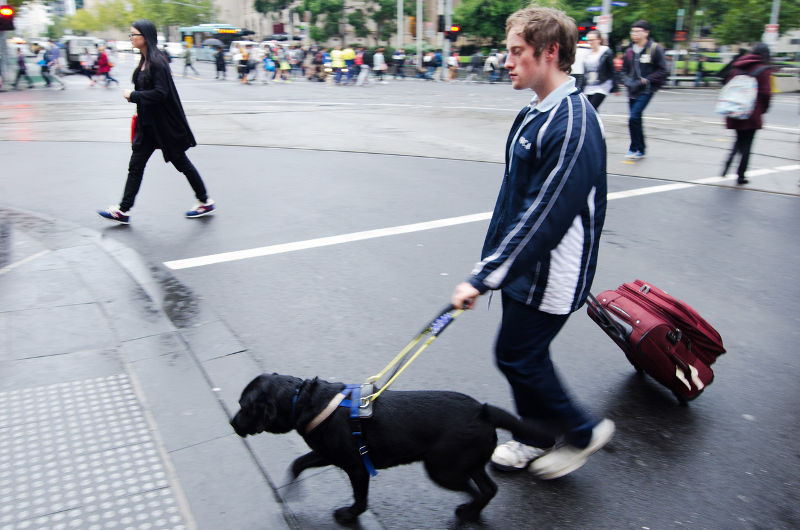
[79,47,96,86]
[183,43,199,76]
[373,47,388,83]
[581,29,616,110]
[721,43,772,185]
[36,44,65,90]
[96,46,119,87]
[97,19,215,224]
[214,46,226,79]
[620,20,667,159]
[12,47,33,90]
[393,48,406,79]
[450,5,614,480]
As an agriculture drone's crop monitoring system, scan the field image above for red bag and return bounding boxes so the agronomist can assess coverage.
[587,280,726,403]
[130,114,137,143]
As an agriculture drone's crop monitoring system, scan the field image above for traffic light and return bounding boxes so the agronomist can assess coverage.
[0,5,15,31]
[409,16,416,37]
[438,15,444,33]
[445,24,461,42]
[578,23,597,41]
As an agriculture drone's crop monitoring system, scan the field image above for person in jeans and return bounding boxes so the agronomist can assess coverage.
[450,6,614,480]
[620,20,667,159]
[97,19,215,224]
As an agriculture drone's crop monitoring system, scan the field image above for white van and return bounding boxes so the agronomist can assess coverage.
[60,36,105,71]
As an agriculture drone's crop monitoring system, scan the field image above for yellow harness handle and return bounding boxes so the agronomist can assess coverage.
[364,306,463,402]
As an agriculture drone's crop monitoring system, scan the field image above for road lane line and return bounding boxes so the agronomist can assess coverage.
[164,213,491,270]
[163,166,796,270]
[0,250,50,276]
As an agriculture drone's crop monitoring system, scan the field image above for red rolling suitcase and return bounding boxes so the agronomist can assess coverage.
[586,280,726,403]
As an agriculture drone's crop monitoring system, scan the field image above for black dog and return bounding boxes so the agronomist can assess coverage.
[231,373,553,524]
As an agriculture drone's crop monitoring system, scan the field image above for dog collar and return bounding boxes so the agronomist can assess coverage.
[305,392,346,433]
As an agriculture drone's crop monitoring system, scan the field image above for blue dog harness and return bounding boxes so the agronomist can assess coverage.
[340,384,378,477]
[303,384,377,477]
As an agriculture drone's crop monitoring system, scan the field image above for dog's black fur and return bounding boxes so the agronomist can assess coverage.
[231,373,553,524]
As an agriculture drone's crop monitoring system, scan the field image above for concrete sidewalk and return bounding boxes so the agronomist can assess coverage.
[0,207,290,530]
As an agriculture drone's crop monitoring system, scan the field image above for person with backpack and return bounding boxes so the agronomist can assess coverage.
[36,44,66,90]
[720,43,772,185]
[621,20,667,159]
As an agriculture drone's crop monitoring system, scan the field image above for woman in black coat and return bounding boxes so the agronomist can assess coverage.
[98,19,215,224]
[215,46,226,79]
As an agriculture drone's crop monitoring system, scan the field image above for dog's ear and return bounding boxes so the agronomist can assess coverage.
[262,398,278,427]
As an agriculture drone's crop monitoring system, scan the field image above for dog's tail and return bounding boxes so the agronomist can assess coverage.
[482,404,555,448]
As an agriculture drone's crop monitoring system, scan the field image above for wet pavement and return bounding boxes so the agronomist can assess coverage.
[1,61,799,529]
[0,208,288,530]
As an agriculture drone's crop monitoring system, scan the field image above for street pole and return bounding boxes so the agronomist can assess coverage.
[670,9,684,86]
[441,0,450,81]
[0,31,7,86]
[416,0,422,70]
[396,0,403,49]
[769,0,781,24]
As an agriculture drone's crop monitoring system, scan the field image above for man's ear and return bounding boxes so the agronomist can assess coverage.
[542,42,559,64]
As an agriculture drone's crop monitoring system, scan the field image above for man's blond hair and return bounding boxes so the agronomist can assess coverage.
[506,6,578,73]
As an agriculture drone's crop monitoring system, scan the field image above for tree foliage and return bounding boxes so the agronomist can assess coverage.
[61,0,213,35]
[455,0,799,50]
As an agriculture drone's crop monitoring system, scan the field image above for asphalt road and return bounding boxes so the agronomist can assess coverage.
[1,52,799,529]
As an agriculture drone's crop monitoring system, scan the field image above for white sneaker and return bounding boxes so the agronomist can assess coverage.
[529,419,615,480]
[491,440,547,471]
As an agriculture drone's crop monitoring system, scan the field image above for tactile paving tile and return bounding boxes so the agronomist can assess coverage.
[0,374,188,529]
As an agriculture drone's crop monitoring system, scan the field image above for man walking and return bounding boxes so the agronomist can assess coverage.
[450,6,614,480]
[621,20,667,159]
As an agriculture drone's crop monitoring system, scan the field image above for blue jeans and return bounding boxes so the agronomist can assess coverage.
[628,92,653,154]
[495,293,597,448]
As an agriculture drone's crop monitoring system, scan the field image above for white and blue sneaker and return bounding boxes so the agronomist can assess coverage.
[97,205,130,224]
[185,199,215,218]
[625,150,645,160]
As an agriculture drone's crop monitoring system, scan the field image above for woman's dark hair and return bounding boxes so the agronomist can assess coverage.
[131,19,167,83]
[750,42,770,63]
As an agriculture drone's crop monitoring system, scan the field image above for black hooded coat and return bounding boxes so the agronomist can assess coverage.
[129,60,196,163]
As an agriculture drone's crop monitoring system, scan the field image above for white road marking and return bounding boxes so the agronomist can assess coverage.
[0,250,50,276]
[164,165,798,270]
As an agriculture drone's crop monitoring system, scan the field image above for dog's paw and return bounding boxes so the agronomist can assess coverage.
[455,503,482,523]
[333,506,359,525]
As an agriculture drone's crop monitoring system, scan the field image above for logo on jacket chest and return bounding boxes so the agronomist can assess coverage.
[518,136,532,150]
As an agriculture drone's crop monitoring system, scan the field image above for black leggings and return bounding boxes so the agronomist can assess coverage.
[724,129,757,179]
[586,92,606,110]
[121,125,208,212]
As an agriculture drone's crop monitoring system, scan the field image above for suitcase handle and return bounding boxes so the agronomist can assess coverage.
[587,293,631,341]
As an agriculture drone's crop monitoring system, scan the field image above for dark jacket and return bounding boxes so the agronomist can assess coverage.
[215,49,226,69]
[579,47,616,91]
[468,80,607,315]
[130,60,196,162]
[621,39,668,97]
[725,54,772,131]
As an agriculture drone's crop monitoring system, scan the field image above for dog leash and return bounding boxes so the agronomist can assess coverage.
[364,304,463,403]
